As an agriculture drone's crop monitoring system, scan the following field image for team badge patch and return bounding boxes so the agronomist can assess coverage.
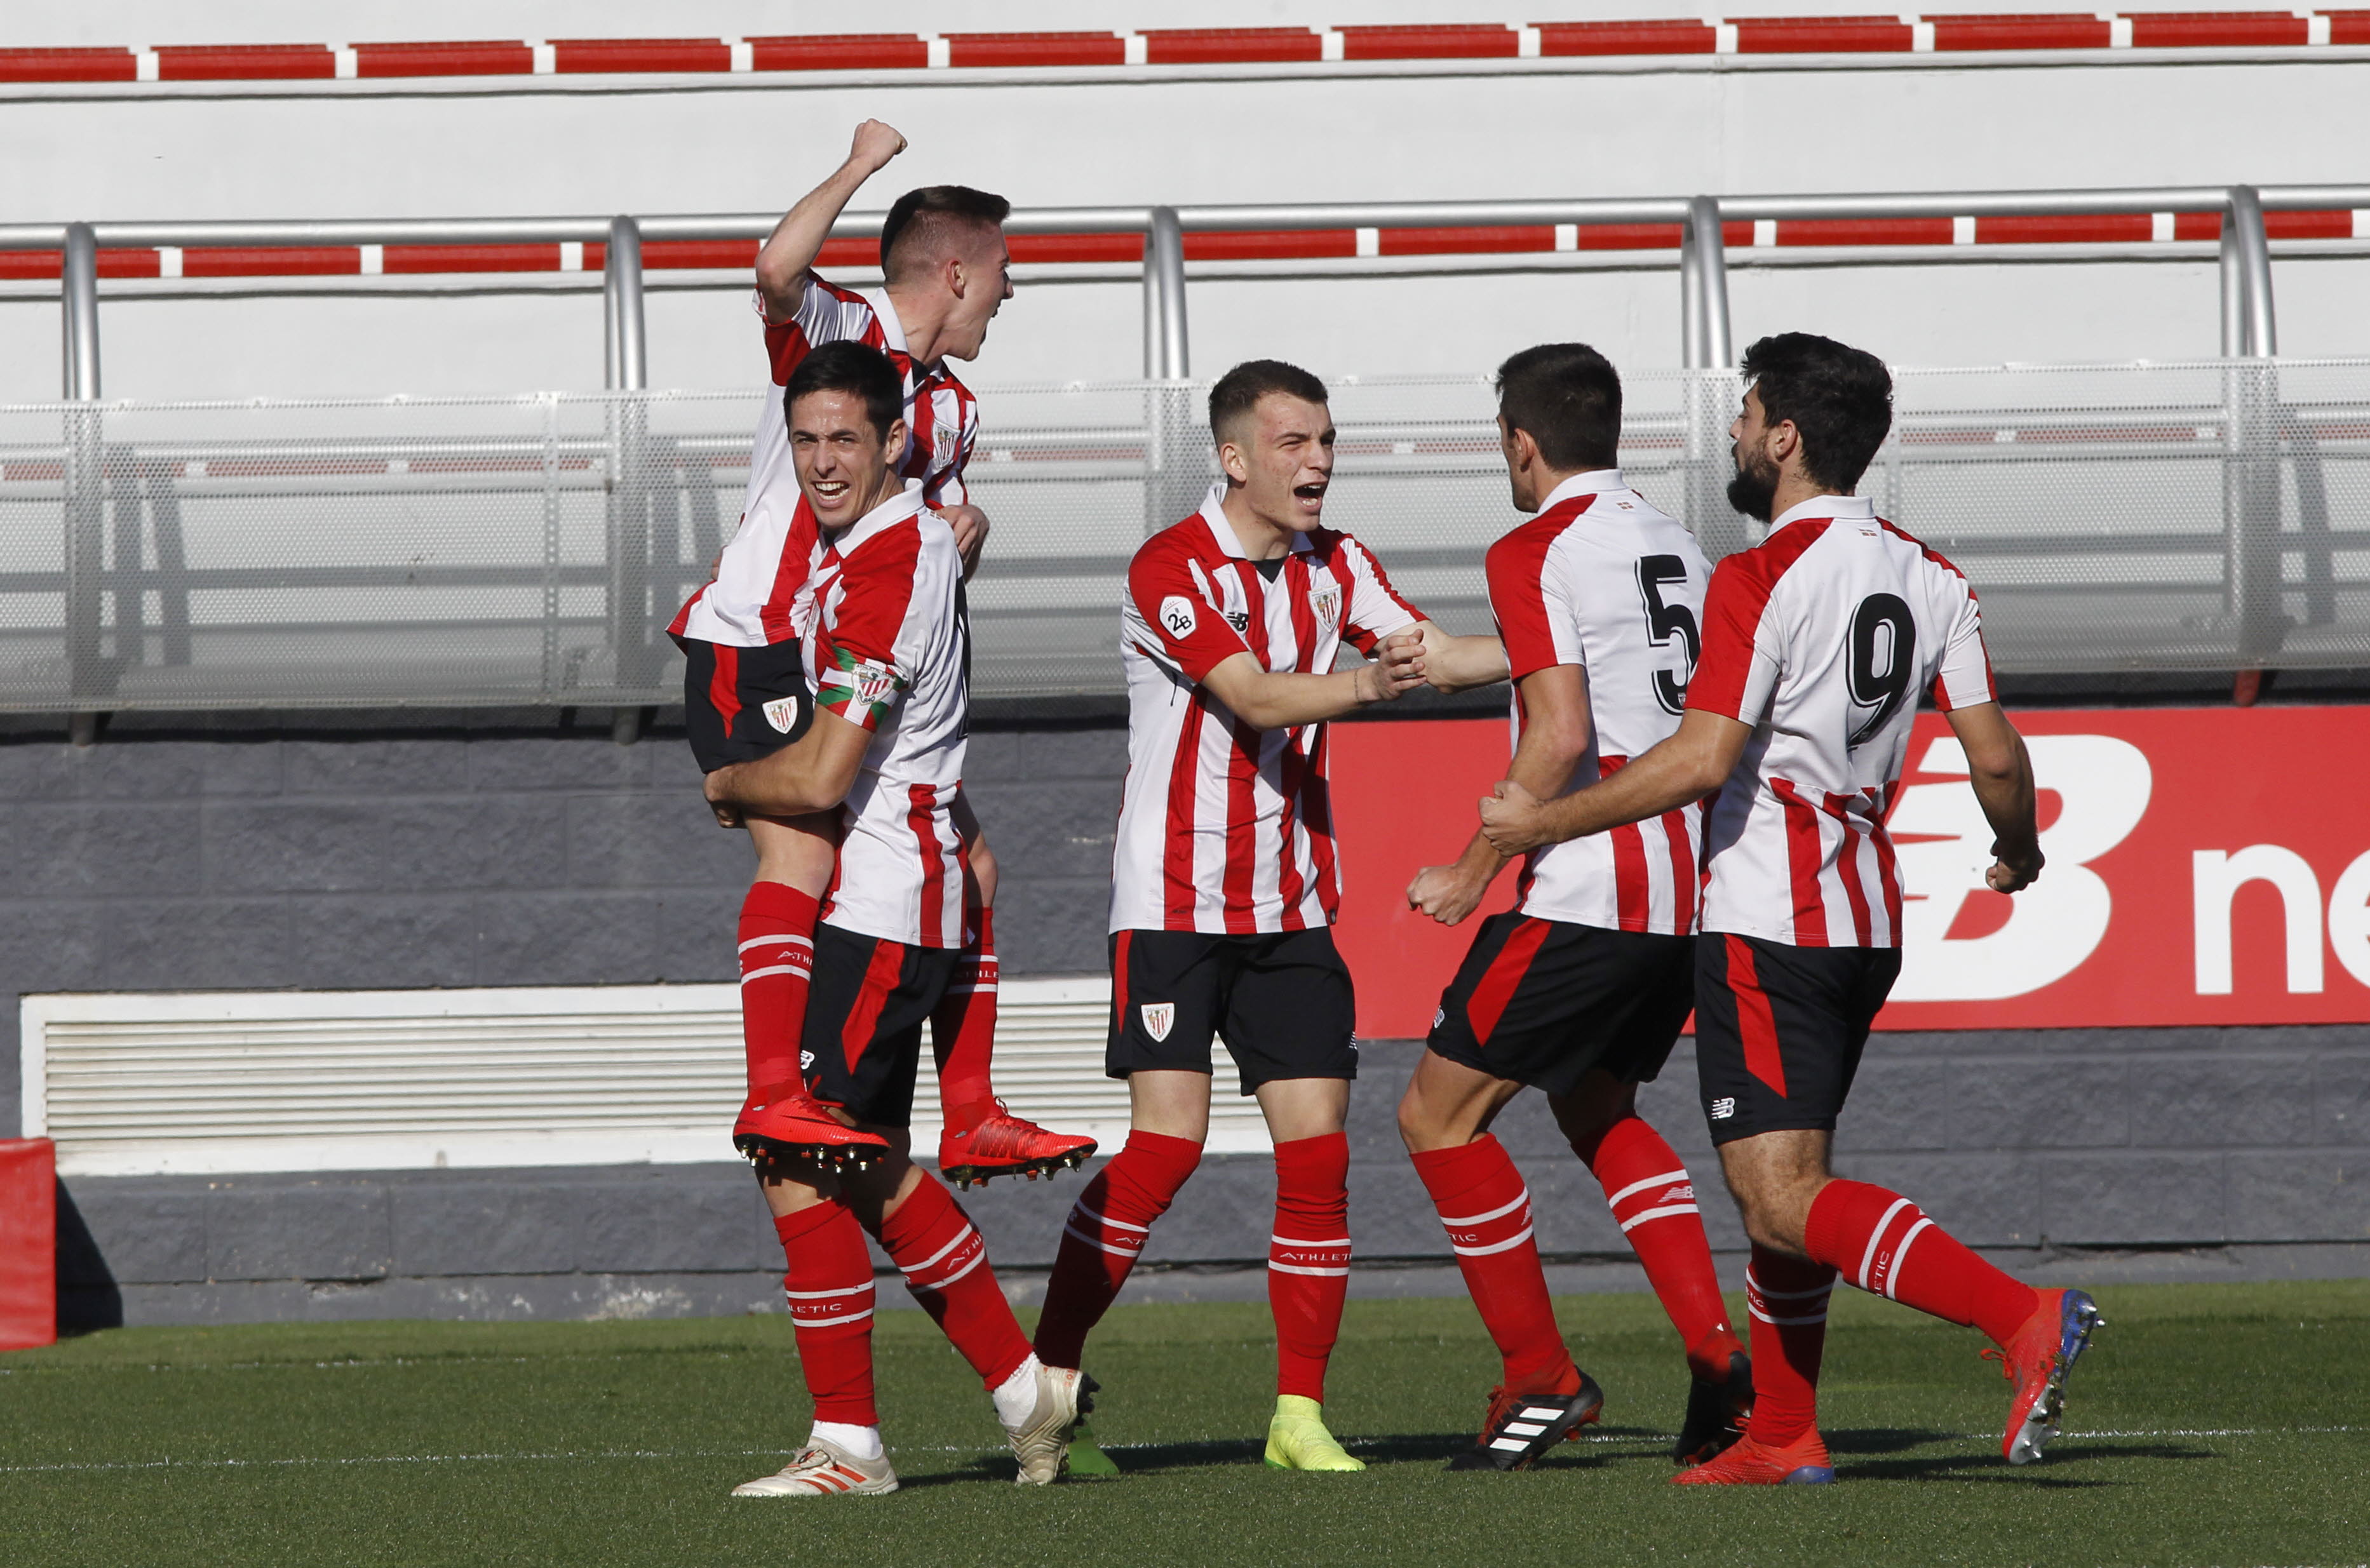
[1310,587,1340,626]
[934,424,957,464]
[847,660,897,708]
[762,695,804,735]
[1139,1002,1176,1042]
[1158,595,1198,639]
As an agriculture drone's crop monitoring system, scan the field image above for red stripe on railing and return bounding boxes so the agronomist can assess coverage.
[154,44,334,81]
[1735,17,1916,51]
[1976,213,2155,243]
[184,247,360,277]
[0,253,62,280]
[640,239,756,270]
[2129,11,2313,45]
[1538,21,1718,55]
[1340,25,1518,59]
[1142,28,1323,64]
[1380,225,1557,255]
[814,238,877,268]
[1185,230,1359,261]
[354,41,535,76]
[0,48,137,83]
[382,244,562,274]
[1928,13,2115,49]
[1007,234,1147,264]
[945,32,1126,67]
[100,249,162,278]
[2268,208,2357,238]
[553,38,732,73]
[1778,217,1956,246]
[2332,11,2370,44]
[748,34,931,70]
[1578,223,1687,250]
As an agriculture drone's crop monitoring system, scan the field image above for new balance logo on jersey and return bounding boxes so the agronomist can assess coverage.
[762,695,804,734]
[1159,596,1198,638]
[1139,1002,1176,1042]
[1710,1097,1737,1120]
[1225,608,1251,634]
[800,1049,816,1073]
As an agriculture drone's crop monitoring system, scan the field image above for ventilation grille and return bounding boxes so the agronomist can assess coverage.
[22,980,1273,1177]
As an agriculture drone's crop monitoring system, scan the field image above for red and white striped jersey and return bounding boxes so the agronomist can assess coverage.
[1687,494,1996,948]
[1110,490,1424,934]
[807,489,975,950]
[667,274,977,647]
[1486,472,1711,936]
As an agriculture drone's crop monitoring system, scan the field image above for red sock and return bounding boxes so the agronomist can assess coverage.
[775,1200,877,1425]
[1269,1132,1352,1400]
[739,881,819,1107]
[1744,1245,1834,1444]
[1805,1179,2042,1345]
[1034,1130,1203,1370]
[869,1172,1033,1390]
[930,908,998,1129]
[1410,1135,1579,1397]
[1575,1114,1740,1377]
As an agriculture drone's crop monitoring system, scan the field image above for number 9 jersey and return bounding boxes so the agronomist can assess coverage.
[1486,471,1711,937]
[1686,493,1995,949]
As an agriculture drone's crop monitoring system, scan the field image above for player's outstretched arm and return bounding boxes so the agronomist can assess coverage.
[703,708,873,822]
[1479,706,1747,855]
[1408,664,1592,924]
[1198,628,1426,731]
[1411,621,1509,694]
[1944,700,2045,892]
[754,119,907,320]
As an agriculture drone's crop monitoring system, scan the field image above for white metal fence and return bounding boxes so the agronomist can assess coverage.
[4,359,2366,713]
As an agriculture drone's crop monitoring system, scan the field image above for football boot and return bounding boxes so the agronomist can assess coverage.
[1446,1374,1604,1471]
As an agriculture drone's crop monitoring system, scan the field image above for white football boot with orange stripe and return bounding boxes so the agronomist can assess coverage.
[731,1438,899,1498]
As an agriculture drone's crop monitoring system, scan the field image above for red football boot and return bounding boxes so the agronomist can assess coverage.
[733,1083,891,1170]
[1988,1288,2102,1465]
[936,1102,1096,1188]
[1669,1427,1834,1485]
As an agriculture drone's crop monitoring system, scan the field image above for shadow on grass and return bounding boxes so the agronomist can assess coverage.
[1841,1440,2214,1485]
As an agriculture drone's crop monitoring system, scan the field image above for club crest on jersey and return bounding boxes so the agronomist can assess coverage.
[1310,587,1340,627]
[1139,1002,1176,1042]
[847,660,896,709]
[1159,595,1198,638]
[762,695,804,735]
[933,424,957,464]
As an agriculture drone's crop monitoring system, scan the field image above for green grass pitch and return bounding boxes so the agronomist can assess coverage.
[4,1281,2364,1567]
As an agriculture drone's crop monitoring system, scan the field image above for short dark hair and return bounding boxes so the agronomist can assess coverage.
[1495,343,1622,471]
[783,339,903,443]
[1739,332,1894,492]
[1209,359,1330,445]
[880,185,1011,284]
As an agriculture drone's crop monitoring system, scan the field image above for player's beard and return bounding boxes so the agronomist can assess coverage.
[1725,444,1780,522]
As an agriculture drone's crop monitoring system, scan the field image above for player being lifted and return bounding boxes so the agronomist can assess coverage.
[1481,333,2097,1485]
[670,118,1092,1186]
[1031,360,1503,1473]
[701,342,1087,1496]
[1397,344,1750,1471]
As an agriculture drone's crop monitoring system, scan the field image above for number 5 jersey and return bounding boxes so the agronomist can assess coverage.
[1685,493,1996,949]
[1486,471,1711,938]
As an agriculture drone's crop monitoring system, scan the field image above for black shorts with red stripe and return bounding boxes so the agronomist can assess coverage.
[1106,928,1359,1095]
[675,633,812,774]
[1693,930,1902,1146]
[801,921,962,1127]
[1425,913,1695,1096]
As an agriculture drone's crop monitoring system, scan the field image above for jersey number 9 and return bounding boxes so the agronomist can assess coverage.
[1847,593,1916,747]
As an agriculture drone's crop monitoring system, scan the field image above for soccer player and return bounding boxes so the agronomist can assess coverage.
[1397,343,1749,1471]
[703,341,1087,1496]
[1479,332,2098,1485]
[670,117,1092,1185]
[1031,359,1502,1473]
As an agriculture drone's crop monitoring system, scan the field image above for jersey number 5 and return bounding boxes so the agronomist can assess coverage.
[1635,554,1700,714]
[1847,593,1916,747]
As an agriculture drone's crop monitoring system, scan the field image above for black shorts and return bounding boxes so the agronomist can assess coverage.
[1107,928,1359,1096]
[801,922,961,1129]
[676,634,812,775]
[1693,932,1902,1146]
[1425,913,1695,1097]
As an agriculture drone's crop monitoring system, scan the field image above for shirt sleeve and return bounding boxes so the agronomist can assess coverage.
[1336,535,1423,655]
[1929,579,1997,711]
[922,392,976,509]
[1126,543,1251,685]
[813,527,925,734]
[760,273,880,387]
[1685,553,1785,725]
[1485,526,1579,684]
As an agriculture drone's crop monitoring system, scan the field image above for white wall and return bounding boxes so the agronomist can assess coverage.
[3,7,2366,399]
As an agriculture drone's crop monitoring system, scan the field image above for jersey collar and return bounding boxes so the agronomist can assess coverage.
[863,288,949,384]
[1197,483,1315,560]
[1768,492,1876,535]
[821,483,928,554]
[1536,469,1626,515]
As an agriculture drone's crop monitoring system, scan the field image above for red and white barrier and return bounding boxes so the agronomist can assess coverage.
[1,14,2365,86]
[0,1138,55,1352]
